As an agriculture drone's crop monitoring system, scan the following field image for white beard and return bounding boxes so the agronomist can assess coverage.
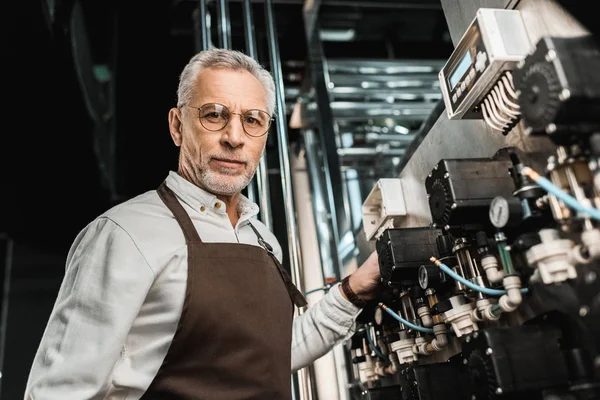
[198,163,255,196]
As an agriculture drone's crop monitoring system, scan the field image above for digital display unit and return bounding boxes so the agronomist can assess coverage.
[448,51,472,90]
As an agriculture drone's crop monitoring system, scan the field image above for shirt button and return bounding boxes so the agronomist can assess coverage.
[200,206,206,212]
[214,202,221,209]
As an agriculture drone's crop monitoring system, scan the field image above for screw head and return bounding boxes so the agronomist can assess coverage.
[545,49,557,62]
[585,270,597,284]
[559,88,571,101]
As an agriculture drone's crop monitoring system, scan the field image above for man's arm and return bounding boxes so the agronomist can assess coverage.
[291,251,380,372]
[24,217,155,400]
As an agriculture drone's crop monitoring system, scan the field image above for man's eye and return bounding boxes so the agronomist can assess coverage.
[245,117,260,125]
[204,112,223,119]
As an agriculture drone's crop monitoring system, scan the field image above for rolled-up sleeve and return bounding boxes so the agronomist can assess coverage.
[24,217,155,400]
[291,283,362,372]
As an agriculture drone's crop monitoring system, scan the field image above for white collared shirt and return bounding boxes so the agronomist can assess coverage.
[24,171,361,400]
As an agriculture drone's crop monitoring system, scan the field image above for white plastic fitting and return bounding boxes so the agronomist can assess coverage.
[390,338,418,364]
[526,229,576,284]
[428,324,449,351]
[412,336,431,356]
[358,356,377,383]
[498,275,523,313]
[416,305,434,327]
[581,229,600,261]
[569,244,592,265]
[375,352,400,376]
[472,298,501,321]
[443,302,479,337]
[481,254,505,283]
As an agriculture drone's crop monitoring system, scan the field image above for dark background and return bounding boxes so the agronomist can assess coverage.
[1,1,454,398]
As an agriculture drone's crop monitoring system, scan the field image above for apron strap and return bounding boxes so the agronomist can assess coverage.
[248,222,308,308]
[158,181,202,244]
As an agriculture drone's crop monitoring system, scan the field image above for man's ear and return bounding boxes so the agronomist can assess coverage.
[168,107,183,147]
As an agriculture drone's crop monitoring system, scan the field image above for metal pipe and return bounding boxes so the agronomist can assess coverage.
[216,0,231,49]
[303,130,337,280]
[241,0,273,230]
[195,0,210,51]
[265,1,314,399]
[363,133,416,143]
[337,148,407,158]
[184,0,442,9]
[303,0,352,283]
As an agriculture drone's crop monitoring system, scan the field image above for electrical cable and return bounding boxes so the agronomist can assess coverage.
[378,303,434,333]
[522,166,600,221]
[304,283,336,296]
[430,257,529,296]
[365,326,389,362]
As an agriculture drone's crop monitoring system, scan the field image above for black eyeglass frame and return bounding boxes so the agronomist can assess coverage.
[184,103,274,138]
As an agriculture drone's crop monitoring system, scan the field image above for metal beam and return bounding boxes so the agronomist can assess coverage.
[303,0,351,283]
[241,0,274,230]
[216,0,231,48]
[264,1,315,399]
[195,0,210,51]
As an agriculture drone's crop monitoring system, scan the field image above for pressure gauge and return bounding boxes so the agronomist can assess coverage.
[439,8,531,120]
[489,196,510,228]
[489,195,523,228]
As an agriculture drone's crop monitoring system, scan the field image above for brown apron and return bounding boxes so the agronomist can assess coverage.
[140,182,307,400]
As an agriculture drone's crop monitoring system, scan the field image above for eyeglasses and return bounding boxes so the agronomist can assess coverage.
[185,103,274,137]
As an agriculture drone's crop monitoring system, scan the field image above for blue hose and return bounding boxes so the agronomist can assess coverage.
[365,326,389,362]
[523,167,600,221]
[378,303,434,333]
[434,260,529,296]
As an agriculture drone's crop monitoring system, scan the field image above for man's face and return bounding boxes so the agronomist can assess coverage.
[169,68,270,196]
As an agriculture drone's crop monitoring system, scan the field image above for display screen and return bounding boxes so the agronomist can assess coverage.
[448,51,472,90]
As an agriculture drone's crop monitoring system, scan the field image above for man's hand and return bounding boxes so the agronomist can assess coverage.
[340,250,381,301]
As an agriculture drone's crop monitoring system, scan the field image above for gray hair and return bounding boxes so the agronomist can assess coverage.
[176,48,276,115]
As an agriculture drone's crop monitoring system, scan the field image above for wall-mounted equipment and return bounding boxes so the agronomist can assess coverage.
[425,157,515,231]
[513,35,600,145]
[438,8,531,134]
[362,178,407,241]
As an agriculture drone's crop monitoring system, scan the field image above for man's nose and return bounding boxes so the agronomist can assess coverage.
[221,115,246,148]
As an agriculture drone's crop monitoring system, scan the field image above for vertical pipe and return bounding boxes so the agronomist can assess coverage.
[302,0,349,282]
[264,1,314,399]
[303,130,335,279]
[216,0,231,49]
[196,0,210,51]
[242,0,273,230]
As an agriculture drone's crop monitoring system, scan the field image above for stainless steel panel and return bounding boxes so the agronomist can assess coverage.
[441,0,517,46]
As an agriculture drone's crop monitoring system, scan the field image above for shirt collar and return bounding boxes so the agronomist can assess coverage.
[164,171,260,219]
